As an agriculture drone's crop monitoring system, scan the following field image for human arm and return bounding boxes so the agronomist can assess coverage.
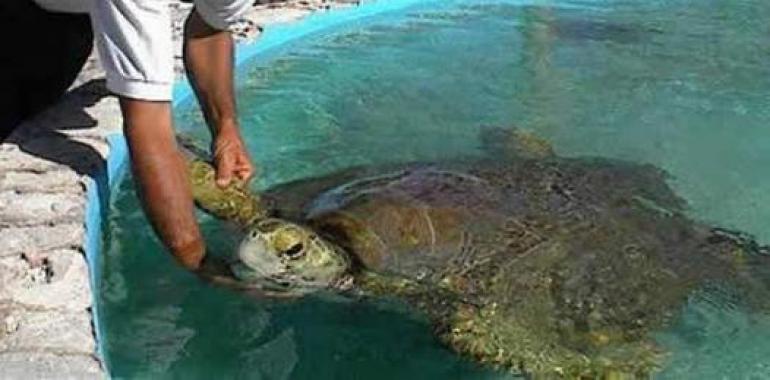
[183,9,252,187]
[90,1,251,270]
[120,98,206,270]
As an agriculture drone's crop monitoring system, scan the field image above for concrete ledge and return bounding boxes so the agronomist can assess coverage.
[0,352,102,380]
[0,76,121,378]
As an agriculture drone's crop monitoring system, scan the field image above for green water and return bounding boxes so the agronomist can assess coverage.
[102,0,770,378]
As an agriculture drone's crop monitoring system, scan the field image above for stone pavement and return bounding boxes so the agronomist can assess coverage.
[0,1,361,378]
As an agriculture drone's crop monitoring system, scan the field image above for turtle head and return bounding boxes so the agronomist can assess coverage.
[232,218,352,294]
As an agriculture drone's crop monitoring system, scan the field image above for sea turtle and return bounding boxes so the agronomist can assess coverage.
[178,130,770,378]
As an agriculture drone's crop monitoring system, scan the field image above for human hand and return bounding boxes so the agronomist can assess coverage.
[212,127,253,188]
[195,254,237,284]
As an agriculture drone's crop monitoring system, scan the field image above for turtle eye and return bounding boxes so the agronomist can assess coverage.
[283,243,305,260]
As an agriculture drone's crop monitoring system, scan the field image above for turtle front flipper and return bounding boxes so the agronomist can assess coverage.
[177,135,270,228]
[441,300,663,378]
[478,125,555,160]
[356,270,662,377]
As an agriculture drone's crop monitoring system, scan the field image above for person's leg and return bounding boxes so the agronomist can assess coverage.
[0,1,92,141]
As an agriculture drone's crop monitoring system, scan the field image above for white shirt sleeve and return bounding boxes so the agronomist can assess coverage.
[194,0,251,31]
[91,0,175,101]
[90,0,251,102]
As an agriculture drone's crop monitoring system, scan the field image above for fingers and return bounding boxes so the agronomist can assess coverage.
[218,149,253,186]
[215,150,235,187]
[213,134,254,187]
[235,154,254,182]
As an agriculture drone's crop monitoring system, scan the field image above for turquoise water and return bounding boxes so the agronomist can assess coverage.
[103,0,770,378]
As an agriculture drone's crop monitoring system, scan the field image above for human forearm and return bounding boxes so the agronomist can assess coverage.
[120,98,205,270]
[183,9,253,187]
[183,10,237,136]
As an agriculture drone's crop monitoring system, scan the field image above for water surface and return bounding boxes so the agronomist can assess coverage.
[103,0,770,378]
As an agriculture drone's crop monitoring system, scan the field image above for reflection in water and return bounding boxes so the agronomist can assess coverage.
[519,5,560,136]
[238,329,298,380]
[550,17,662,44]
[103,0,770,378]
[116,306,196,376]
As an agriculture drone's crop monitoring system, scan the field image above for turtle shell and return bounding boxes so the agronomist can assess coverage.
[267,157,770,376]
[180,128,770,376]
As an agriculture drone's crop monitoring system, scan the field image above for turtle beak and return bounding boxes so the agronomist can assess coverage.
[237,234,285,279]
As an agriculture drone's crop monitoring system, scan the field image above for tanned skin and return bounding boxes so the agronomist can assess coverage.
[121,9,252,272]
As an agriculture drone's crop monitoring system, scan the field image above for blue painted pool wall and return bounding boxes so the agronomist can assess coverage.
[83,133,128,375]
